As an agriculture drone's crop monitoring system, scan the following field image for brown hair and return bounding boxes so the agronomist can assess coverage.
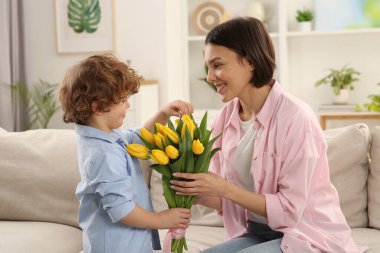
[58,54,141,124]
[205,17,276,87]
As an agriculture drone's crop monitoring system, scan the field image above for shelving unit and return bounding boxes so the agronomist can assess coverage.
[171,0,380,113]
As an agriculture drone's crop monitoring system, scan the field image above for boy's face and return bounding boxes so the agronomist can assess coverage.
[101,97,130,131]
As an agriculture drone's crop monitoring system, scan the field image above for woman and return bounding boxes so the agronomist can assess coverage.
[170,17,367,253]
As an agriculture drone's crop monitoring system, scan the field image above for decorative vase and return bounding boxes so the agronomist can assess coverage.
[247,1,266,22]
[299,21,312,32]
[333,89,350,105]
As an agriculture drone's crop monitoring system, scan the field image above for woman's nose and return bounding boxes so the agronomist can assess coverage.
[207,69,215,83]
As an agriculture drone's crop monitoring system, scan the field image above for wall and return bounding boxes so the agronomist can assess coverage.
[22,0,168,129]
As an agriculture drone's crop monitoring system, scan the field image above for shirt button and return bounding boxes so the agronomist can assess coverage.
[254,156,258,160]
[284,245,288,250]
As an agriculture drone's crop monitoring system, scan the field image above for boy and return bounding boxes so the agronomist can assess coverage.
[58,54,193,253]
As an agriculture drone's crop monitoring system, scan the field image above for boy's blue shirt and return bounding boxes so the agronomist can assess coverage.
[75,124,156,253]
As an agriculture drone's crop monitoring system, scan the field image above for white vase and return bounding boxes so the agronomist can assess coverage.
[247,1,266,22]
[298,21,312,32]
[333,89,350,105]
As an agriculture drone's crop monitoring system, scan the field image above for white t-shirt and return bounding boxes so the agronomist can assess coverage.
[232,117,266,223]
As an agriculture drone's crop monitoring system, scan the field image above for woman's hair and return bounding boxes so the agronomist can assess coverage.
[58,53,141,124]
[205,17,276,87]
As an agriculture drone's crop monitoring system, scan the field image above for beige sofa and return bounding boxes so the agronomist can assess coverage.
[0,124,379,253]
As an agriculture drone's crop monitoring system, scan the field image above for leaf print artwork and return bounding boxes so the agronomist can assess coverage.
[68,0,101,33]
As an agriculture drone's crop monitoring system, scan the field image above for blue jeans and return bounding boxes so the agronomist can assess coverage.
[203,221,283,253]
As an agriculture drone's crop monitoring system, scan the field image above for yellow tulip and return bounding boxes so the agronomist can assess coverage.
[140,128,155,145]
[175,119,180,126]
[154,133,167,149]
[162,126,180,144]
[181,114,195,139]
[155,123,165,135]
[165,145,179,159]
[126,144,150,159]
[192,139,204,155]
[151,149,169,165]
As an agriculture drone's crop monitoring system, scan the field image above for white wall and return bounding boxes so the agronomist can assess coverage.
[22,0,168,129]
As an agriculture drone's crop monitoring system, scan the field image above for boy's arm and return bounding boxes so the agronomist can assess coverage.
[143,100,193,132]
[120,205,191,229]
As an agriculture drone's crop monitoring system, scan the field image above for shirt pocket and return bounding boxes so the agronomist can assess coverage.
[257,152,282,191]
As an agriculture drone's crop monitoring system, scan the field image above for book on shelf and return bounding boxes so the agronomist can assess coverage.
[318,104,356,111]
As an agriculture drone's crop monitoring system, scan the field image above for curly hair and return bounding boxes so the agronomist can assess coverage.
[58,54,141,125]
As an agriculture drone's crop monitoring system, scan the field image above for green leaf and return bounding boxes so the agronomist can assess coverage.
[199,111,208,137]
[162,177,176,208]
[68,0,101,33]
[167,117,176,131]
[184,127,194,173]
[150,164,171,179]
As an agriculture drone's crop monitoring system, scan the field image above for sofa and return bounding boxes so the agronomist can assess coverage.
[0,123,379,253]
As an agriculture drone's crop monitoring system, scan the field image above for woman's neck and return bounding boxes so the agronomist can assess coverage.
[238,83,272,121]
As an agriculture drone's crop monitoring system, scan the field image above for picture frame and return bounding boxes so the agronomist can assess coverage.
[55,0,114,53]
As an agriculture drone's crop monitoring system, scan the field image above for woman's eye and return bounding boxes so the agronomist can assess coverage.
[214,63,222,69]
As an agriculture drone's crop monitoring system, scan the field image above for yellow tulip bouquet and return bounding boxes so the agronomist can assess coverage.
[126,112,221,253]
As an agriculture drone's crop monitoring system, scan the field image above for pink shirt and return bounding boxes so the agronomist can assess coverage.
[210,81,367,253]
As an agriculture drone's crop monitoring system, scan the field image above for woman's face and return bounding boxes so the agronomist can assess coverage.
[205,43,254,103]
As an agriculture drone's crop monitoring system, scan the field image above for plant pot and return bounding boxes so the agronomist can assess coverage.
[298,21,312,32]
[333,89,350,105]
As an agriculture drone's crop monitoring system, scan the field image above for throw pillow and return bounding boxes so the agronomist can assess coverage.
[369,126,380,229]
[324,123,370,228]
[0,129,80,228]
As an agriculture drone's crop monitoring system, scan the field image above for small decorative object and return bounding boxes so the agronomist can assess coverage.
[127,112,222,253]
[315,65,360,105]
[55,0,114,53]
[295,7,314,32]
[192,2,225,35]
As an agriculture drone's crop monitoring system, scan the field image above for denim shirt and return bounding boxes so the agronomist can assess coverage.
[75,124,155,253]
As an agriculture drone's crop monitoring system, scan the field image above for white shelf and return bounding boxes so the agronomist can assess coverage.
[287,28,380,37]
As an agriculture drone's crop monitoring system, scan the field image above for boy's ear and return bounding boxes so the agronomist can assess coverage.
[91,102,102,115]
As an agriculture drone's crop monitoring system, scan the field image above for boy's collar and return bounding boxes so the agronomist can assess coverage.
[75,124,124,144]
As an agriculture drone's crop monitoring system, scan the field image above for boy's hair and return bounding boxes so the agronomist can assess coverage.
[58,54,141,125]
[205,17,276,87]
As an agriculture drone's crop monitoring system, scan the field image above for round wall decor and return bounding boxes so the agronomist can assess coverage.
[191,2,225,35]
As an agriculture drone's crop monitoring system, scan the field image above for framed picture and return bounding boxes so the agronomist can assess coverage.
[55,0,114,53]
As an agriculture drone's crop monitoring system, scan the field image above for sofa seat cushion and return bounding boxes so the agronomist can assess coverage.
[157,225,225,253]
[324,124,370,228]
[351,228,380,253]
[0,128,80,228]
[0,221,82,253]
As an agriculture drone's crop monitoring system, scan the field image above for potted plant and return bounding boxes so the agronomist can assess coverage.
[8,79,59,129]
[295,8,314,32]
[356,83,380,112]
[315,65,360,105]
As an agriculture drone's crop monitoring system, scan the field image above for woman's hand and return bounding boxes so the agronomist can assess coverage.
[170,172,228,197]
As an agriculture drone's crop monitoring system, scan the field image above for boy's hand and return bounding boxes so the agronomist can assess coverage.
[158,208,191,229]
[161,100,194,118]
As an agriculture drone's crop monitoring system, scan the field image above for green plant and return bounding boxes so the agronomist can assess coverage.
[356,83,380,112]
[315,65,360,95]
[9,79,59,129]
[68,0,101,33]
[296,8,314,22]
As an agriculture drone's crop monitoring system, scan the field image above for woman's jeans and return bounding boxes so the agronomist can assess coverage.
[202,220,283,253]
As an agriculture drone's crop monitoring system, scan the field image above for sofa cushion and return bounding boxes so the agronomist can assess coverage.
[351,228,380,253]
[150,170,223,227]
[324,124,370,228]
[369,126,380,229]
[0,221,82,253]
[0,128,80,228]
